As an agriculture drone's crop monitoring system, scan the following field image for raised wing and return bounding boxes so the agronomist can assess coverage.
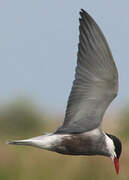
[56,9,118,134]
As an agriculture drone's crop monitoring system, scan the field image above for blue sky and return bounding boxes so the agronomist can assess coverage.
[0,0,129,114]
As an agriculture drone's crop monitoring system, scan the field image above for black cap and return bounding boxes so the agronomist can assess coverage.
[106,134,122,159]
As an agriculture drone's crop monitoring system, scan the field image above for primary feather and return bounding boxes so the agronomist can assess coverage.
[56,9,118,134]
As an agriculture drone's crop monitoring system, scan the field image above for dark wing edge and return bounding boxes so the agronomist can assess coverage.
[55,9,118,134]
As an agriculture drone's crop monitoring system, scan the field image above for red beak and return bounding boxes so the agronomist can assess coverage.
[114,157,119,175]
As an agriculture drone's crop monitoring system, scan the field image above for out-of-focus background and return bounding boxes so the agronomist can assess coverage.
[1,1,129,180]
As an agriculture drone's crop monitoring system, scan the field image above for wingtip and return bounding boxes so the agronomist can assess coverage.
[80,9,85,13]
[80,9,87,16]
[80,9,85,16]
[79,9,92,22]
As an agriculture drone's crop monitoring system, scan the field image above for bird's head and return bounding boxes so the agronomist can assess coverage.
[105,133,122,175]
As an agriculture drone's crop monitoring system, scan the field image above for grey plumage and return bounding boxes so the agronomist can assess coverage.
[8,9,122,175]
[56,9,118,134]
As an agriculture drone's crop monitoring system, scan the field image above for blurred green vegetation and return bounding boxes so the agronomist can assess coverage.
[120,105,129,141]
[0,98,46,138]
[0,99,129,180]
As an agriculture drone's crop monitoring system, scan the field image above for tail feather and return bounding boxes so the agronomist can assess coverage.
[7,133,54,150]
[7,140,31,146]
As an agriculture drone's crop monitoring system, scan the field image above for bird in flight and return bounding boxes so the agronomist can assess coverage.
[8,9,122,175]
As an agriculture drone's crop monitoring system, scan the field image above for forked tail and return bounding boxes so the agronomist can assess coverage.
[7,133,60,150]
[7,139,32,146]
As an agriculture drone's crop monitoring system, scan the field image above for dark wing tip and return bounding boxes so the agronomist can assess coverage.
[79,9,94,30]
[79,9,87,29]
[80,9,90,19]
[80,9,86,18]
[80,9,86,14]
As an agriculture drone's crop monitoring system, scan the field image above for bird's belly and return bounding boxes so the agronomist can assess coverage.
[54,134,98,156]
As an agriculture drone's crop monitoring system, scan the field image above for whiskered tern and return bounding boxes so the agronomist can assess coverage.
[8,9,122,175]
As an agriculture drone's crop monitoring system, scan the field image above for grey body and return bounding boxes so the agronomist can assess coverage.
[8,10,120,160]
[54,131,108,156]
[8,129,110,157]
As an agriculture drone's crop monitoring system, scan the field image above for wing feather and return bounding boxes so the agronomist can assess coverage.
[56,9,118,134]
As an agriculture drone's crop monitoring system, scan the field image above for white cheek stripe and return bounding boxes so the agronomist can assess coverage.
[105,134,116,159]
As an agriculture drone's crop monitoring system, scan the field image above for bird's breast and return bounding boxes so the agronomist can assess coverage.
[54,132,105,156]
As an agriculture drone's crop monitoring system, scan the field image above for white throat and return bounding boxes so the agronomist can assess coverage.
[105,134,116,159]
